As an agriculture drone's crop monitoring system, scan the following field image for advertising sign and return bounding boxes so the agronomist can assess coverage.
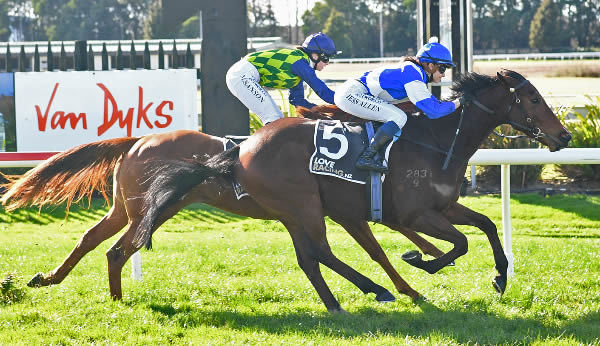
[14,69,197,151]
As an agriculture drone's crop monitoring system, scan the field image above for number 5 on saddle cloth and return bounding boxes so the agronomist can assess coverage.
[309,119,391,222]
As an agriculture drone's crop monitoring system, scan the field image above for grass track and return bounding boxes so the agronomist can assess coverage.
[1,194,599,344]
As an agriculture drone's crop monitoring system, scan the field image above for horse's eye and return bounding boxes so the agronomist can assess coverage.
[531,98,541,104]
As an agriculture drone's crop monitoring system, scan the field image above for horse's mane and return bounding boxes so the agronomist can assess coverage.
[449,70,526,99]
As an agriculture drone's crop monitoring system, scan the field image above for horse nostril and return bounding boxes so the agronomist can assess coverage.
[560,131,572,142]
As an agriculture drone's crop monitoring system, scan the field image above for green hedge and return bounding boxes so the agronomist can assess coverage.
[557,96,600,181]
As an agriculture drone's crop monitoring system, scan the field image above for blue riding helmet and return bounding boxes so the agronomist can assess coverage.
[302,32,337,57]
[416,42,456,67]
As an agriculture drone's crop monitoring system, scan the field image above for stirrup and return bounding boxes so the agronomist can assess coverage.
[356,158,388,173]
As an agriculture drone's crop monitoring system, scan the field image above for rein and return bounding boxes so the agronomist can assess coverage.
[473,96,528,139]
[479,79,542,140]
[441,105,466,170]
[439,77,536,170]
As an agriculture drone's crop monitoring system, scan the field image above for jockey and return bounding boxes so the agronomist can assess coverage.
[334,39,468,173]
[226,32,338,125]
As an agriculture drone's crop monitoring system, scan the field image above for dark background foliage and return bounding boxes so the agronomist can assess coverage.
[1,0,598,56]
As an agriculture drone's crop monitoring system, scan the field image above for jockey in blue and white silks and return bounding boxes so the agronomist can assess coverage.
[335,41,467,173]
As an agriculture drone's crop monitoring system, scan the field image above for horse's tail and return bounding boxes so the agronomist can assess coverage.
[135,145,240,249]
[0,136,140,212]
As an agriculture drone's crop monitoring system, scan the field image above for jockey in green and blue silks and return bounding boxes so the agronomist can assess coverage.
[335,40,468,173]
[226,32,338,125]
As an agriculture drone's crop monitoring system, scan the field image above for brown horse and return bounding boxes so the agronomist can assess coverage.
[139,70,571,312]
[1,128,444,303]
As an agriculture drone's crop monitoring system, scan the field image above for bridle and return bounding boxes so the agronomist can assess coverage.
[470,78,543,140]
[441,77,540,170]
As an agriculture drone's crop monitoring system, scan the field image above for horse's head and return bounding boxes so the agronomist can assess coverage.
[495,70,571,151]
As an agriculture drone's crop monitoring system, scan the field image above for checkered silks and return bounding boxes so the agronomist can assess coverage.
[247,49,310,89]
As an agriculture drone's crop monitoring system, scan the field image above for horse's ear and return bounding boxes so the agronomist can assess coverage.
[496,72,508,86]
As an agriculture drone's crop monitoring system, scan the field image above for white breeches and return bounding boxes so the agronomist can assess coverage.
[334,79,407,128]
[226,59,283,125]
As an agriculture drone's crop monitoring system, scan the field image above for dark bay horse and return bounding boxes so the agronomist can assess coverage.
[139,70,571,312]
[1,129,444,303]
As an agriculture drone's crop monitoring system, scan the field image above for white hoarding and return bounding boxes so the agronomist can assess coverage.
[15,69,197,151]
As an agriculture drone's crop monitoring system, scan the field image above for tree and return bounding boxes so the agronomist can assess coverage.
[323,9,353,56]
[529,0,567,50]
[0,0,11,40]
[260,2,278,37]
[384,0,417,55]
[472,0,542,51]
[301,0,380,57]
[301,1,331,36]
[559,0,600,48]
[27,0,152,40]
[248,0,278,37]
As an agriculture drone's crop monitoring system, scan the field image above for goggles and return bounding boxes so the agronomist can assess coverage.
[437,64,452,73]
[312,39,334,63]
[318,54,331,63]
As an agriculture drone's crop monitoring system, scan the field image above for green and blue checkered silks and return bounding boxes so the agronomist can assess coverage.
[247,49,311,89]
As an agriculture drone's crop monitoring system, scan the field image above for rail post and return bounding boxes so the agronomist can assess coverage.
[501,164,514,276]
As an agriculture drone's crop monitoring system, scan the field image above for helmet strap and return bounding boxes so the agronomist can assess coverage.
[305,37,333,69]
[309,54,320,69]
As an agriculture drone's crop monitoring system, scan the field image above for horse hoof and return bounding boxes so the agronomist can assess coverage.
[376,290,396,303]
[329,307,349,315]
[402,250,423,266]
[412,295,428,304]
[492,275,507,295]
[27,273,45,287]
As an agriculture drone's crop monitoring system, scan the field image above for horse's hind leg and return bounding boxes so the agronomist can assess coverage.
[105,220,145,300]
[442,202,508,294]
[382,222,445,258]
[28,201,128,287]
[333,218,422,301]
[283,214,394,312]
[105,196,190,299]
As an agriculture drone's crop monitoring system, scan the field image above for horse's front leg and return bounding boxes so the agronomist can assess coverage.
[401,210,468,275]
[441,202,508,294]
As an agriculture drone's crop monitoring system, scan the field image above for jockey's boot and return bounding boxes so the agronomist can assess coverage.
[356,128,393,173]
